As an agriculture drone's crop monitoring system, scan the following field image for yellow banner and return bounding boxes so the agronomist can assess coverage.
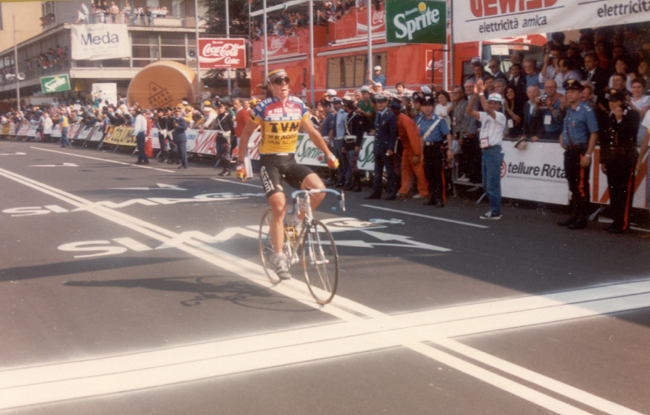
[0,124,10,136]
[103,126,136,146]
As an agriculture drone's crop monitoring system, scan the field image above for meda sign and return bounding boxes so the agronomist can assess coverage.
[71,24,130,61]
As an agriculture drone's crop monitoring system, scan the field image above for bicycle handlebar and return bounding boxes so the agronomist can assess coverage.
[288,188,346,215]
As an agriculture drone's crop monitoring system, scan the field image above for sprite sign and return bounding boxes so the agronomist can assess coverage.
[386,0,447,44]
[40,75,72,94]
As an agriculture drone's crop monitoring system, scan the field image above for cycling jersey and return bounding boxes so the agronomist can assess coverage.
[250,96,309,155]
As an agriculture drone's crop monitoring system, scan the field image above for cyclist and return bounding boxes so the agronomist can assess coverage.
[236,69,339,280]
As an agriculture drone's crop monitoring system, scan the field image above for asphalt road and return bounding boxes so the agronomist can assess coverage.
[1,140,649,415]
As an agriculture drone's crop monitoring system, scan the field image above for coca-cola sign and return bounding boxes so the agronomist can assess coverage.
[198,38,246,69]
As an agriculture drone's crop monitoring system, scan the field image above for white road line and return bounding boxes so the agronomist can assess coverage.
[211,178,264,188]
[0,167,645,415]
[30,146,175,173]
[435,339,645,415]
[362,204,490,229]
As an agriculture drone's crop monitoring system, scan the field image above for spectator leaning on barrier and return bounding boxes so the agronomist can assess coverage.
[600,89,639,234]
[521,85,545,142]
[557,79,599,230]
[467,80,506,220]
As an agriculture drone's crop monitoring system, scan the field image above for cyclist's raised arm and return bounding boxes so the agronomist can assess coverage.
[301,116,334,160]
[237,119,259,159]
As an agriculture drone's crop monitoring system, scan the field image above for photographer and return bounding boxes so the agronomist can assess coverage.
[535,79,565,141]
[214,103,235,176]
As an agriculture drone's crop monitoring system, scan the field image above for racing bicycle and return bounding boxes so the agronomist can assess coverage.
[258,188,345,305]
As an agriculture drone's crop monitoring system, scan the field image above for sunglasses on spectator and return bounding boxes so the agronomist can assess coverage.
[272,76,290,85]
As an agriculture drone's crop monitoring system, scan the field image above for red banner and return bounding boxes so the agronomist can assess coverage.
[198,38,246,69]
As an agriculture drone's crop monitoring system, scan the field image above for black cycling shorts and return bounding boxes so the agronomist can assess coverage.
[259,154,314,197]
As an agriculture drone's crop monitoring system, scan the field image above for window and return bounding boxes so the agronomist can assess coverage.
[326,52,386,89]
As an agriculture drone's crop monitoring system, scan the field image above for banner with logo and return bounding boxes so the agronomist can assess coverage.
[103,126,136,146]
[500,141,569,205]
[386,0,446,44]
[71,24,131,61]
[453,0,650,43]
[0,124,10,136]
[40,75,71,94]
[199,39,246,69]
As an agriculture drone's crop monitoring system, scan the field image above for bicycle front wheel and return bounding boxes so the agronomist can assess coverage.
[301,220,338,304]
[259,209,281,284]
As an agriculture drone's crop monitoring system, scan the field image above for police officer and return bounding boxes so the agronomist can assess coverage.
[601,89,639,233]
[342,97,366,191]
[419,94,453,207]
[214,102,236,176]
[366,94,398,200]
[558,79,599,229]
[171,105,188,169]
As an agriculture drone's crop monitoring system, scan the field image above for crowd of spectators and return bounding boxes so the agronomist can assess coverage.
[88,1,169,25]
[251,0,384,40]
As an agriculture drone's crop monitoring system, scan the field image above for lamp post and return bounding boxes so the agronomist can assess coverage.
[194,0,201,107]
[226,0,231,96]
[11,5,21,113]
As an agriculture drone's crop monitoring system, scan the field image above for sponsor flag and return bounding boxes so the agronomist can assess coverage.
[71,24,131,61]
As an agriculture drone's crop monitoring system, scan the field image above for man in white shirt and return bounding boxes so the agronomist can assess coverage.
[466,80,506,220]
[132,108,149,164]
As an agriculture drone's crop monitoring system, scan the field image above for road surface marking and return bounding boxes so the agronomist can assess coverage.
[362,204,490,229]
[31,146,175,173]
[0,166,645,415]
[211,178,264,188]
[28,163,78,167]
[109,183,187,191]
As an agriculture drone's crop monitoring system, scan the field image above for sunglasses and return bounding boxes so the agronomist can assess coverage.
[272,76,290,85]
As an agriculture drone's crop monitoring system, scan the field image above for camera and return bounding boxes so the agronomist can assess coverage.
[540,93,549,102]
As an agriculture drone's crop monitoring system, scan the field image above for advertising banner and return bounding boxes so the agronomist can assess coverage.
[40,75,72,94]
[500,141,569,205]
[454,0,650,43]
[291,134,376,171]
[198,39,246,69]
[0,124,10,136]
[192,130,218,155]
[386,1,446,44]
[52,125,62,138]
[88,127,105,142]
[591,148,648,209]
[71,24,131,61]
[17,125,31,136]
[103,126,136,146]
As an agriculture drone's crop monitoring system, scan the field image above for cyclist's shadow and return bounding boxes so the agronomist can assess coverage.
[64,276,303,311]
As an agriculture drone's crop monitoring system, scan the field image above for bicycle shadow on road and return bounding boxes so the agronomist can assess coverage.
[63,276,315,312]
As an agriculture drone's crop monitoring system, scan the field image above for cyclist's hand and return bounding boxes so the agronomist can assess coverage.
[235,161,247,181]
[327,154,339,169]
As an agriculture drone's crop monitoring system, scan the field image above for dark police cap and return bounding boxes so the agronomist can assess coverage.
[330,96,342,104]
[342,97,355,105]
[421,94,435,106]
[564,79,584,91]
[374,94,389,103]
[608,88,628,102]
[389,101,402,110]
[412,92,423,102]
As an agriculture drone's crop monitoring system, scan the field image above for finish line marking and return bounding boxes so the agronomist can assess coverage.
[0,166,644,415]
[362,204,489,229]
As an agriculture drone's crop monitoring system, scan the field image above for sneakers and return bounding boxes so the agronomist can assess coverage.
[268,252,291,280]
[480,211,501,220]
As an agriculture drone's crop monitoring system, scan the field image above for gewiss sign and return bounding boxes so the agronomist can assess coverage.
[198,39,246,69]
[454,0,650,43]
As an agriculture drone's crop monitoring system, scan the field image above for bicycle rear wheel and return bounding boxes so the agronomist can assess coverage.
[301,220,338,304]
[259,209,282,283]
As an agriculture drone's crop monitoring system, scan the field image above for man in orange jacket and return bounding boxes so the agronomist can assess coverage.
[390,101,429,199]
